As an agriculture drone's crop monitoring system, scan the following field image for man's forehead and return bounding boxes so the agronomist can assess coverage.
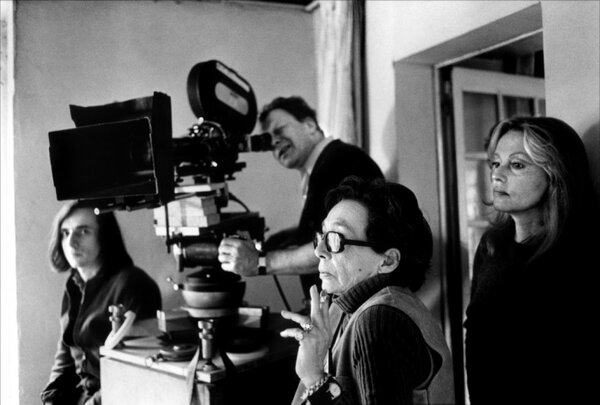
[264,109,296,126]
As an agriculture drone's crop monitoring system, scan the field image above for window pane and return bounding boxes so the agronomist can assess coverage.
[463,92,498,153]
[465,159,493,222]
[503,96,534,118]
[538,98,546,116]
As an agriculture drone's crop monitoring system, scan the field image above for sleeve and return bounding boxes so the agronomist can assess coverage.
[41,287,82,404]
[84,389,102,405]
[116,267,162,320]
[264,226,300,250]
[40,337,80,404]
[351,306,430,405]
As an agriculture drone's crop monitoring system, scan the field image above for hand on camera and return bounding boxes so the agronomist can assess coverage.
[218,231,260,276]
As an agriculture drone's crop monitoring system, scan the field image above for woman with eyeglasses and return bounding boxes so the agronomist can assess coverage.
[280,176,455,405]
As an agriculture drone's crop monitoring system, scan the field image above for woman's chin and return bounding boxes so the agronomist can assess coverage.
[320,280,339,295]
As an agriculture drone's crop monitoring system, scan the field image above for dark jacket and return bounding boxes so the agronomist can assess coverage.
[464,226,597,404]
[41,265,161,404]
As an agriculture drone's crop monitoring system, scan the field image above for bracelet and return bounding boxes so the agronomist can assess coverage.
[257,255,266,276]
[300,374,331,402]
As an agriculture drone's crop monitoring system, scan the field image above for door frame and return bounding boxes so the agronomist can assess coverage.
[392,4,543,404]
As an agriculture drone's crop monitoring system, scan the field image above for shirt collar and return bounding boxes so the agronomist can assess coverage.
[302,136,333,177]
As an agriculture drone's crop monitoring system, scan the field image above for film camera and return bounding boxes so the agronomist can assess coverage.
[48,61,274,343]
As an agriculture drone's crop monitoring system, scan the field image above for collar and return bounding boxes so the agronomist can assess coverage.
[333,273,393,315]
[301,136,333,178]
[69,266,108,292]
[71,268,86,291]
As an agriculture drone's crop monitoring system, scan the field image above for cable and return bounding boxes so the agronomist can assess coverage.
[228,192,250,212]
[272,275,291,311]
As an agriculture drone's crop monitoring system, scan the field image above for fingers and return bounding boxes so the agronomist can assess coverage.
[280,328,305,342]
[320,291,330,331]
[281,310,310,326]
[282,285,329,330]
[309,285,320,320]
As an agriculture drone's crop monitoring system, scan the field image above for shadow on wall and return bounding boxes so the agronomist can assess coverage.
[581,120,600,195]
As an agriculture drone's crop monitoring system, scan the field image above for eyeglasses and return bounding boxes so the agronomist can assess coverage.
[313,231,375,253]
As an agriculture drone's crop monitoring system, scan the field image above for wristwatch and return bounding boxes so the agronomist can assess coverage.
[307,376,342,404]
[257,254,267,276]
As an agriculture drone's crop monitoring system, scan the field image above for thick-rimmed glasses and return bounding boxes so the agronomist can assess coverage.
[313,231,375,253]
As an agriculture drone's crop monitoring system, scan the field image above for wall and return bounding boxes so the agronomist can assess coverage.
[13,1,315,403]
[542,1,600,190]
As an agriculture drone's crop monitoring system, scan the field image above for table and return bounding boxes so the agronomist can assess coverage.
[100,313,299,404]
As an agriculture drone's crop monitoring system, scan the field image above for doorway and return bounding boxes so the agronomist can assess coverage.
[392,4,544,403]
[440,38,545,404]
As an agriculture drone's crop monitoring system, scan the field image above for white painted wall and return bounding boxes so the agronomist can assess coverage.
[13,1,315,403]
[542,0,600,190]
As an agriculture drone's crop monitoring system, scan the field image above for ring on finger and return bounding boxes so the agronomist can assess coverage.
[301,323,313,332]
[295,331,305,342]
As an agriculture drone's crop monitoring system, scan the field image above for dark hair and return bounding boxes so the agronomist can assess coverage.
[485,116,599,261]
[48,200,133,273]
[259,96,320,130]
[325,176,432,291]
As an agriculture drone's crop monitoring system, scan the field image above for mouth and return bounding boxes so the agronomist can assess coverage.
[319,271,334,279]
[68,251,83,259]
[493,189,509,197]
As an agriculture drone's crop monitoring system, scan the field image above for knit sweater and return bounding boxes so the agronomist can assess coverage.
[292,274,455,405]
[464,226,597,404]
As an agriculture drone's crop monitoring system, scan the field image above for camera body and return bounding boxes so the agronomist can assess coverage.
[48,60,271,271]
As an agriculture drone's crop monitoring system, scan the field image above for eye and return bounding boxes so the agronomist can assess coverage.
[488,160,500,169]
[510,161,525,170]
[60,229,69,238]
[73,228,91,238]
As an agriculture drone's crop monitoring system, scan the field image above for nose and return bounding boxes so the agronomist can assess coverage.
[314,236,330,260]
[491,164,507,183]
[65,233,79,248]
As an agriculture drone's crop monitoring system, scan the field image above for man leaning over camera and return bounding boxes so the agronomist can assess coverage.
[218,96,384,302]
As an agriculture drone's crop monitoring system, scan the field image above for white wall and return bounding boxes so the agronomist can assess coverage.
[13,1,315,403]
[542,0,600,190]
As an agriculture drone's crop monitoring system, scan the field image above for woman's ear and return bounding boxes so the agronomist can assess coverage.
[378,248,401,274]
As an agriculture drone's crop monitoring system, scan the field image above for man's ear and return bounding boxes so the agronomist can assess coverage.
[378,248,401,274]
[302,117,318,134]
